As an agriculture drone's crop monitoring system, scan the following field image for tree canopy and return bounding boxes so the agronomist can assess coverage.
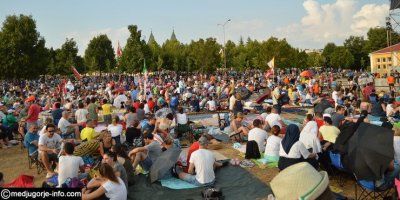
[84,34,116,73]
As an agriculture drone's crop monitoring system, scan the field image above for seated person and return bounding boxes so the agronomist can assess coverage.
[99,130,116,157]
[38,124,63,178]
[128,133,162,172]
[375,160,400,190]
[176,136,223,186]
[57,142,85,187]
[141,116,156,135]
[125,120,143,147]
[58,111,80,139]
[24,124,40,156]
[248,119,268,153]
[82,163,127,200]
[278,124,317,171]
[51,102,63,126]
[264,107,285,130]
[229,112,249,142]
[111,145,135,186]
[102,152,128,190]
[80,120,97,141]
[264,125,282,162]
[155,113,174,138]
[319,115,340,151]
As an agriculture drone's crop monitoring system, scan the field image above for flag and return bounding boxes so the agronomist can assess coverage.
[143,59,148,98]
[71,66,81,80]
[116,41,122,57]
[267,57,275,69]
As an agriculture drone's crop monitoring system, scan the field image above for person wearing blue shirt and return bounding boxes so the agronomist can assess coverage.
[24,124,40,156]
[131,86,139,101]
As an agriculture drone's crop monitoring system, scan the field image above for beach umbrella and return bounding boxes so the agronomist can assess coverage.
[346,123,394,181]
[300,70,313,78]
[150,147,182,183]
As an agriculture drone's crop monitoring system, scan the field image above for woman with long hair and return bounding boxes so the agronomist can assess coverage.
[82,163,127,200]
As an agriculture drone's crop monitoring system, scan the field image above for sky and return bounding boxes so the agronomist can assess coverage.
[0,0,392,55]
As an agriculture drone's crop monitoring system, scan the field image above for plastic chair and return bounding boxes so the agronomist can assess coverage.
[354,174,393,200]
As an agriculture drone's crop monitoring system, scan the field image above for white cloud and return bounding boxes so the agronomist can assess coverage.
[65,27,130,55]
[276,0,389,48]
[351,4,389,34]
[224,19,267,42]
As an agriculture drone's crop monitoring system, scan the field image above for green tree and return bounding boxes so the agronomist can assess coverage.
[307,52,325,68]
[49,38,83,75]
[84,34,116,73]
[186,38,221,72]
[119,25,150,73]
[161,38,185,71]
[322,43,337,67]
[344,36,368,69]
[365,27,400,53]
[329,46,354,68]
[0,14,49,79]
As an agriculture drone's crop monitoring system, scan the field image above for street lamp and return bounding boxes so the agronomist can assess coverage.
[218,19,231,69]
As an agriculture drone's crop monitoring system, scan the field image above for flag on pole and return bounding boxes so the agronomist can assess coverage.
[267,57,275,69]
[116,41,122,57]
[143,59,148,98]
[71,66,81,80]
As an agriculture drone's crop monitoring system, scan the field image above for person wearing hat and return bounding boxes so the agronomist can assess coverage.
[176,136,223,186]
[278,124,318,171]
[25,96,41,130]
[270,162,333,200]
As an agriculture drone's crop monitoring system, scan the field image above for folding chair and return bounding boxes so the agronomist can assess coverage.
[328,151,347,187]
[27,150,45,174]
[354,175,393,200]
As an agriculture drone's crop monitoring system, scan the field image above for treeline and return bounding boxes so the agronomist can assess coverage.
[0,14,397,79]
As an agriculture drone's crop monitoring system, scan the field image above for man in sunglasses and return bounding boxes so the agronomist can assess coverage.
[38,123,62,178]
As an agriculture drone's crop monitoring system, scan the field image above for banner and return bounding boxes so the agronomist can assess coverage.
[70,66,81,80]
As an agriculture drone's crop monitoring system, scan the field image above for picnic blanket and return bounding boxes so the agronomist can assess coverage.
[128,165,272,200]
[160,178,200,190]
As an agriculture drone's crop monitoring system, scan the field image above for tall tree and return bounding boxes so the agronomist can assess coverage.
[307,52,325,68]
[329,46,354,69]
[322,43,337,67]
[50,38,83,75]
[84,34,116,73]
[344,36,368,69]
[119,25,150,73]
[0,14,49,79]
[365,27,400,53]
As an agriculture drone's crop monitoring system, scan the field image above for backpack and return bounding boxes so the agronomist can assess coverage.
[202,187,224,200]
[245,140,261,159]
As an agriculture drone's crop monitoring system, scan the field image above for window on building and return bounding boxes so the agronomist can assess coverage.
[383,58,386,62]
[383,64,386,69]
[388,57,392,62]
[377,58,380,63]
[388,64,392,67]
[378,65,381,69]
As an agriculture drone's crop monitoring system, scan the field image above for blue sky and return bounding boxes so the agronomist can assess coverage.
[0,0,391,55]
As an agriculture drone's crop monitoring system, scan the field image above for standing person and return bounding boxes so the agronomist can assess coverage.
[87,98,99,126]
[57,142,85,187]
[176,136,223,186]
[25,96,41,130]
[82,163,127,200]
[102,99,113,125]
[107,116,123,145]
[248,119,268,153]
[272,84,283,114]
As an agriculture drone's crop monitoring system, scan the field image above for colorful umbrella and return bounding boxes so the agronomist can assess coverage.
[300,70,313,77]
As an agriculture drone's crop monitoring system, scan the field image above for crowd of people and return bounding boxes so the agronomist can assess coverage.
[0,68,399,199]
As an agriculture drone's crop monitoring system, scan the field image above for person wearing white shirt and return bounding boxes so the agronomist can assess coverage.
[248,119,268,153]
[75,102,89,125]
[265,108,285,129]
[58,142,84,187]
[264,125,282,160]
[278,124,317,170]
[82,163,127,200]
[113,93,128,109]
[229,94,236,111]
[206,97,217,111]
[177,136,223,186]
[107,116,123,145]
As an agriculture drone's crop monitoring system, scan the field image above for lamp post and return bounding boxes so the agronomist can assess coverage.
[218,19,231,69]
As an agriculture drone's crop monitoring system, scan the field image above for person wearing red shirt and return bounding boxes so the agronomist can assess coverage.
[25,97,41,129]
[147,97,155,112]
[132,100,140,110]
[185,141,200,172]
[314,112,325,141]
